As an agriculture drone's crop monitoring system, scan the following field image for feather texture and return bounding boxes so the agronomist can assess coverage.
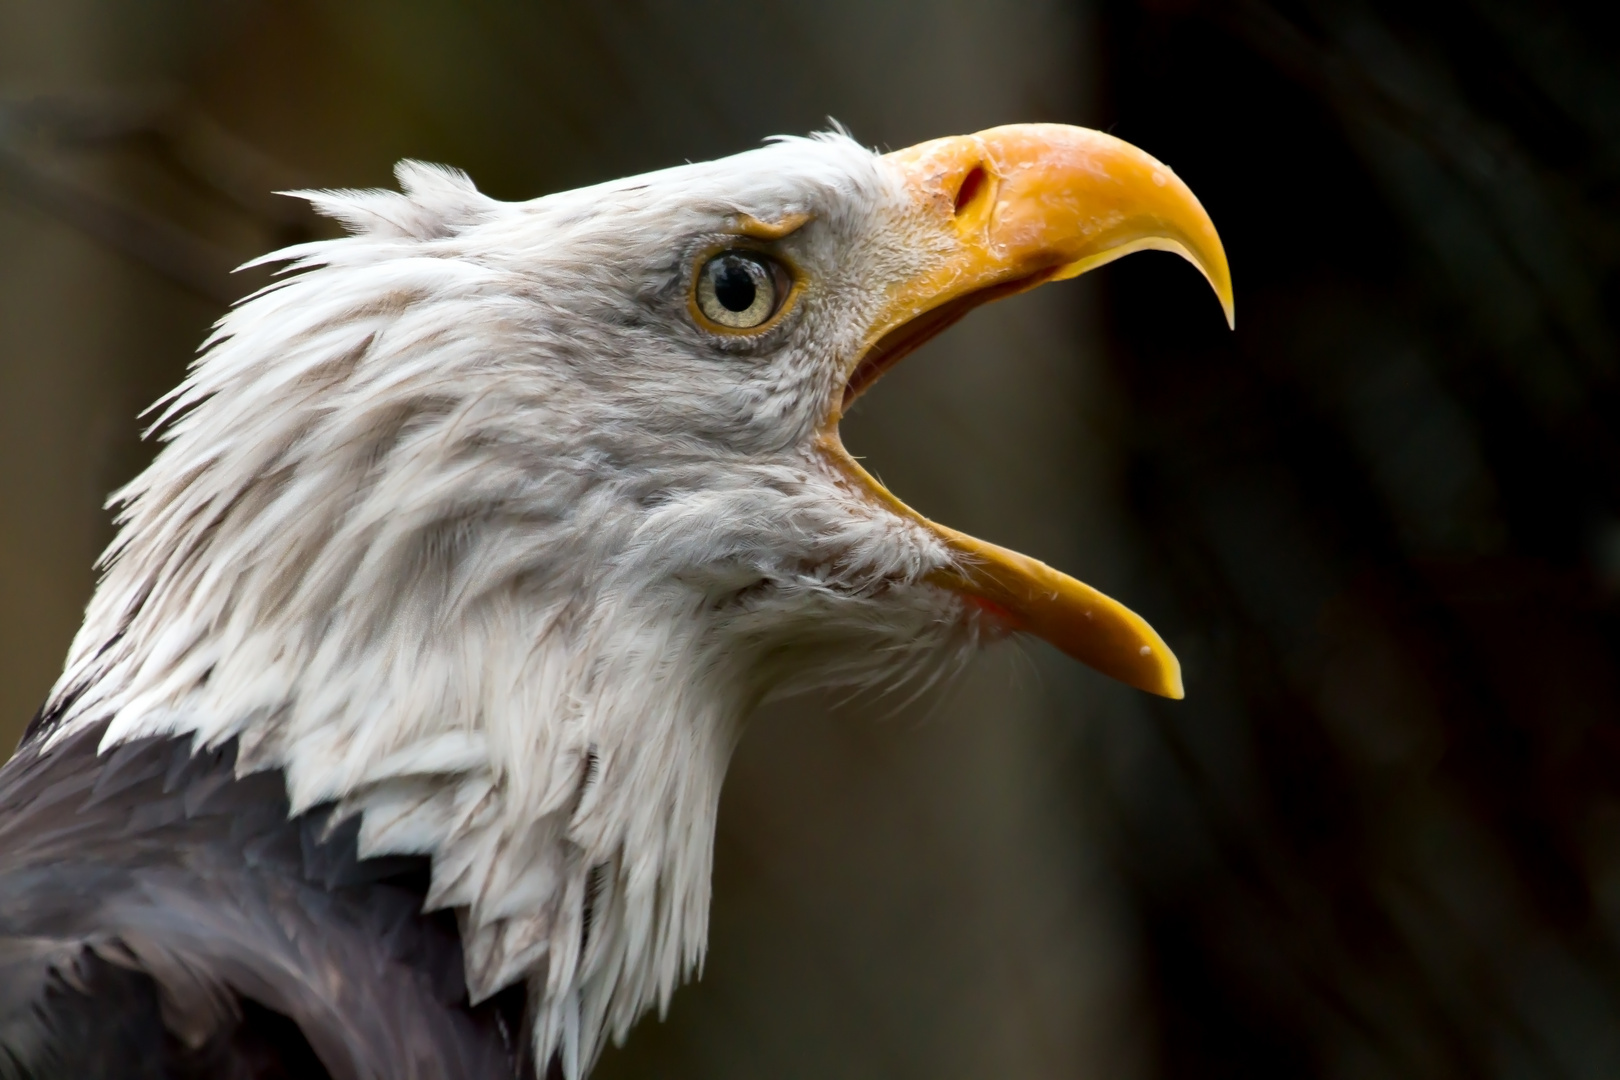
[27,134,983,1074]
[0,720,527,1080]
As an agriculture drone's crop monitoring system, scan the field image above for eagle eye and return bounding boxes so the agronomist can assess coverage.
[694,251,789,331]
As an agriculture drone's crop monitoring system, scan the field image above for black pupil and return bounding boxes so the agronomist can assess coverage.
[712,257,758,312]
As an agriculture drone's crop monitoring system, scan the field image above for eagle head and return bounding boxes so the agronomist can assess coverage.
[45,124,1229,1074]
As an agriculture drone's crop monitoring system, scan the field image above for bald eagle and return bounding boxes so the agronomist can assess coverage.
[0,124,1230,1079]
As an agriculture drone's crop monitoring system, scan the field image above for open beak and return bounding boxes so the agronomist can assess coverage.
[818,123,1233,699]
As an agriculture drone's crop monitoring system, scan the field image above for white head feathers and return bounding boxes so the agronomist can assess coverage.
[44,134,982,1075]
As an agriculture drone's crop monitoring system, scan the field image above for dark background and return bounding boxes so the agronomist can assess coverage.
[2,1,1617,1077]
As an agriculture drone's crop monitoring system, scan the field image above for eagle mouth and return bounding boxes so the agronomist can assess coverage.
[815,123,1235,700]
[839,272,1056,413]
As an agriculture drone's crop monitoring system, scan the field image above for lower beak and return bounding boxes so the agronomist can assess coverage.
[822,123,1234,700]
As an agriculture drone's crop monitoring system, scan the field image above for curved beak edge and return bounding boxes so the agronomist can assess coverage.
[825,123,1231,700]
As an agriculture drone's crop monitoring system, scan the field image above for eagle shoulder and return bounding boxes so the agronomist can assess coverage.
[0,721,532,1080]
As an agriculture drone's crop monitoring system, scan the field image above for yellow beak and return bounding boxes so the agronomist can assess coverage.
[820,123,1233,699]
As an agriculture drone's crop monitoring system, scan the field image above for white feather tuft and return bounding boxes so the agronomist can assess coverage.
[43,130,980,1076]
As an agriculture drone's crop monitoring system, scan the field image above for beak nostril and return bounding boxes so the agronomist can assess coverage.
[953,165,986,216]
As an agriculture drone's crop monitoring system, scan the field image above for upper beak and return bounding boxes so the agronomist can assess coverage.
[818,123,1233,699]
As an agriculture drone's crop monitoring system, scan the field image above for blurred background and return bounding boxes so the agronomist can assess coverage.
[2,1,1618,1077]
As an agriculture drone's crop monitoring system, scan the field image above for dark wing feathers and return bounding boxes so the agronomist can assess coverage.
[2,946,176,1080]
[0,722,531,1080]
